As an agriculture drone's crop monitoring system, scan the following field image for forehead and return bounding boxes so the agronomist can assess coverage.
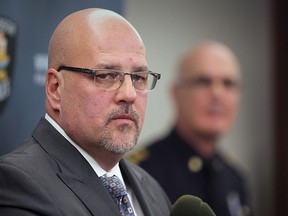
[92,53,148,71]
[179,46,240,79]
[91,18,144,52]
[67,17,147,68]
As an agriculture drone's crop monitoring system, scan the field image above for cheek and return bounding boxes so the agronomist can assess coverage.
[136,93,148,126]
[183,94,213,126]
[63,84,105,120]
[186,93,208,115]
[177,95,197,122]
[82,93,109,119]
[225,93,240,113]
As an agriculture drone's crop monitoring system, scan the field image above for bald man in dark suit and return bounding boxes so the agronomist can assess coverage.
[0,8,170,216]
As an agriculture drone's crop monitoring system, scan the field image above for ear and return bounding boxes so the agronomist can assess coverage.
[46,68,63,112]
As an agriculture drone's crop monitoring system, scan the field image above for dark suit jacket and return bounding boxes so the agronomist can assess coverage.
[0,118,171,216]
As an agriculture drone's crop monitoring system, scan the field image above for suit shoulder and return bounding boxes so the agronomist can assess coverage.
[0,137,55,178]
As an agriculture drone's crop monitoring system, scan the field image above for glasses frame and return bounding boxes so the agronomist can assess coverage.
[57,66,161,92]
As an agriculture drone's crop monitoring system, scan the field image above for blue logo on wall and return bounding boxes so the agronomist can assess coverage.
[0,16,17,112]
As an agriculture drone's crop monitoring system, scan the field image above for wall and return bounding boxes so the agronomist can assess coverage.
[0,0,123,154]
[124,0,273,215]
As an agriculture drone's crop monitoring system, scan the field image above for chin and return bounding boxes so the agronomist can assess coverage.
[199,123,228,136]
[206,127,228,136]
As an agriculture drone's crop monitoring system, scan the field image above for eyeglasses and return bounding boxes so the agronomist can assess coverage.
[177,76,240,91]
[57,66,161,92]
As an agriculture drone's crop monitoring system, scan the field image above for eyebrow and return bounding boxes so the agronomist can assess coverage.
[185,73,239,79]
[95,64,148,71]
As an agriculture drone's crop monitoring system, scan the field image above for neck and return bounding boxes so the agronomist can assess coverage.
[176,123,218,159]
[84,145,123,172]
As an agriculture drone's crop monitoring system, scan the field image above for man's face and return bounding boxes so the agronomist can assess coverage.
[174,47,240,137]
[58,19,148,154]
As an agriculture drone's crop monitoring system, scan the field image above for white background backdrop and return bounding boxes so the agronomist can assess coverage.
[124,1,273,215]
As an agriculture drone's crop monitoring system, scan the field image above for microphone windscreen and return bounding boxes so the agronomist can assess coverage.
[170,195,216,216]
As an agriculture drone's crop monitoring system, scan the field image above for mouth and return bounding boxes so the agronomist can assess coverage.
[112,114,134,121]
[106,106,140,129]
[207,104,225,114]
[110,114,137,126]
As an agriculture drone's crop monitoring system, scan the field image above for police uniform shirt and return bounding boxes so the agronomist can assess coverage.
[128,128,251,216]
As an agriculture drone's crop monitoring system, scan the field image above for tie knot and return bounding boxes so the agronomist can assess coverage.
[100,175,127,199]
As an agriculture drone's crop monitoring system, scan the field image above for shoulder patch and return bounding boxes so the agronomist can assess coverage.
[125,148,150,165]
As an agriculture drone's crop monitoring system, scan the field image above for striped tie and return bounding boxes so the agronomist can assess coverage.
[100,174,135,216]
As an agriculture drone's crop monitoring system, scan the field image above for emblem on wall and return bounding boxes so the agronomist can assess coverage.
[0,16,17,112]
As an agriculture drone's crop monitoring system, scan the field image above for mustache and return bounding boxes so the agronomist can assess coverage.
[105,104,140,127]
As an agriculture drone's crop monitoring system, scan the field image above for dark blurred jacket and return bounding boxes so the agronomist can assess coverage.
[128,128,251,216]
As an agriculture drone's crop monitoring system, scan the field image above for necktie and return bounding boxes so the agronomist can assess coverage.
[100,174,135,216]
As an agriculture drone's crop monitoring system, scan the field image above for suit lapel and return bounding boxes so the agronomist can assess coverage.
[57,171,119,216]
[120,160,155,216]
[32,118,121,216]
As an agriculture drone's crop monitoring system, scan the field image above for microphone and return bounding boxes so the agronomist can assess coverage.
[170,195,216,216]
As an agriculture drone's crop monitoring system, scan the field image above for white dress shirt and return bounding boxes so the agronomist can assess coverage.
[45,114,144,216]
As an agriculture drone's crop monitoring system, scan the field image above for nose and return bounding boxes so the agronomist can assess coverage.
[211,82,225,97]
[115,75,137,103]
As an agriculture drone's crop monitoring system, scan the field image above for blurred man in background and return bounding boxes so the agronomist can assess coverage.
[128,41,251,216]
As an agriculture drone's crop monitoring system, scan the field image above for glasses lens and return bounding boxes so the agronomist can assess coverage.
[93,70,159,91]
[131,72,148,91]
[94,70,122,90]
[132,72,159,91]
